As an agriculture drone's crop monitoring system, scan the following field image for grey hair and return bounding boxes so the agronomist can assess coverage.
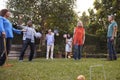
[108,15,115,20]
[27,20,32,25]
[77,21,83,27]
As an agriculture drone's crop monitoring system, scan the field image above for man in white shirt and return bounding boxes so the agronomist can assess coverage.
[46,29,55,59]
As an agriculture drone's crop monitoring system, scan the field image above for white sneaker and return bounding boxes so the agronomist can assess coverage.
[51,57,53,59]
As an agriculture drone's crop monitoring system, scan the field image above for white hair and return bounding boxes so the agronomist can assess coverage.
[77,21,83,27]
[48,29,52,32]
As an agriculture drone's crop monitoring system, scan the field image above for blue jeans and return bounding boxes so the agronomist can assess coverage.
[107,37,117,60]
[73,45,82,60]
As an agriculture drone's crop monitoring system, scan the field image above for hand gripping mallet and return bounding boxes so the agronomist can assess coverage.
[2,38,13,67]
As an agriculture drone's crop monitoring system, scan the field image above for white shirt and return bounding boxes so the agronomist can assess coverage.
[46,33,55,46]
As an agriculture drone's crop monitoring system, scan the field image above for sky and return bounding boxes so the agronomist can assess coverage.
[0,0,7,10]
[74,0,95,16]
[0,0,95,16]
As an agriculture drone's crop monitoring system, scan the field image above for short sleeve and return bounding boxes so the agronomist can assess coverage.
[113,22,118,27]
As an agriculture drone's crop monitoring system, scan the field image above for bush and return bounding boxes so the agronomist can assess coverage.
[84,33,107,54]
[13,31,120,56]
[12,33,23,44]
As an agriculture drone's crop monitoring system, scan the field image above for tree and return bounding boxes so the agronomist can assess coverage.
[80,12,89,28]
[94,0,120,29]
[7,0,77,45]
[93,0,120,52]
[86,0,120,35]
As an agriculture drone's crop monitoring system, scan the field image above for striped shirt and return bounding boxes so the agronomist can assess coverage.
[23,26,36,43]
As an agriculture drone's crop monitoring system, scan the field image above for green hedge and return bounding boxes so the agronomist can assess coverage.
[12,33,23,44]
[12,32,119,55]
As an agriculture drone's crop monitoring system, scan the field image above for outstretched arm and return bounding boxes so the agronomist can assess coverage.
[82,29,85,45]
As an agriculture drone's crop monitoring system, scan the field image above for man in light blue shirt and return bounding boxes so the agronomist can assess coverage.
[107,15,118,61]
[46,29,55,59]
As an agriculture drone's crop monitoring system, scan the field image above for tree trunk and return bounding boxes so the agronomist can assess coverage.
[41,32,46,46]
[41,18,46,46]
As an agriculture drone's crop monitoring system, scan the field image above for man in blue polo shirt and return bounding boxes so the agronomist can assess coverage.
[107,15,118,60]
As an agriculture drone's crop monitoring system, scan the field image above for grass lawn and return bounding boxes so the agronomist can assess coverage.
[0,58,120,80]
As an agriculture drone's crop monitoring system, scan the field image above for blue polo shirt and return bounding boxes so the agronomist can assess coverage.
[0,16,21,38]
[107,21,117,37]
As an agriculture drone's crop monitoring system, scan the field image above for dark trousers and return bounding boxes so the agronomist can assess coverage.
[0,37,12,66]
[73,45,82,60]
[107,37,117,60]
[19,38,35,61]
